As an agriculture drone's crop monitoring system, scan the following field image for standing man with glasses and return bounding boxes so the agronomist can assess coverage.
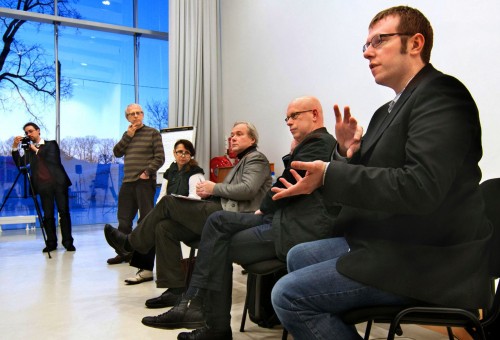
[105,103,165,266]
[270,6,492,339]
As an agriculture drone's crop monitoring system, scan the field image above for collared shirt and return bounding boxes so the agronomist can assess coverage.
[389,75,416,112]
[35,138,45,148]
[388,91,403,113]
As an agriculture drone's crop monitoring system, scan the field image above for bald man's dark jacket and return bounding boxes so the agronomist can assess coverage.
[260,127,339,260]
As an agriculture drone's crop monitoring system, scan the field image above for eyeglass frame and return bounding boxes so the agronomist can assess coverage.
[175,150,192,157]
[285,109,314,123]
[362,33,413,53]
[126,111,144,117]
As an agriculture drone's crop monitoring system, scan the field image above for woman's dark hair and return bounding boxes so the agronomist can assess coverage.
[174,139,198,170]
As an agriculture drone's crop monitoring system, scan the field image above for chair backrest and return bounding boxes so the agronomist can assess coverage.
[480,178,500,338]
[480,178,500,277]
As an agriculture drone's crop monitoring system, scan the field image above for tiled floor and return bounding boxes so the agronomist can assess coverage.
[0,225,451,339]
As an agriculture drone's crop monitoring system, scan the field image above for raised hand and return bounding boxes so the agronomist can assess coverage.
[334,104,363,158]
[271,160,326,200]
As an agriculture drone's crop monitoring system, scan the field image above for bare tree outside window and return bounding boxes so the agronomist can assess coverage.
[145,99,168,130]
[96,138,116,164]
[0,136,14,155]
[60,136,117,164]
[0,0,80,126]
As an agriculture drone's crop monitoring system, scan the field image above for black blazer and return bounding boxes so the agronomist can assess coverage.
[12,140,72,194]
[326,64,492,309]
[260,127,339,260]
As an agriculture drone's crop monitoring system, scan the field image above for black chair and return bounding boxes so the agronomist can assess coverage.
[182,239,199,288]
[239,259,289,340]
[341,178,500,340]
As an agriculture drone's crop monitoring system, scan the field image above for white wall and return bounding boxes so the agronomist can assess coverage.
[219,0,500,180]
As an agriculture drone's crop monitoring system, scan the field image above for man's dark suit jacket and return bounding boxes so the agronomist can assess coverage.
[12,140,72,194]
[326,64,492,309]
[260,127,339,260]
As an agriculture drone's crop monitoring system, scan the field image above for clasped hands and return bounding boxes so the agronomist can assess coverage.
[271,104,363,200]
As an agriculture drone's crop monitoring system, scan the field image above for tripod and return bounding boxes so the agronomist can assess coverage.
[0,166,52,259]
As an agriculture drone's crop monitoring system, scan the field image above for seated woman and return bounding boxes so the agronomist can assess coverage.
[157,139,205,201]
[123,139,205,284]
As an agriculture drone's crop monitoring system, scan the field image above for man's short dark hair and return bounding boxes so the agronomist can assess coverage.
[370,6,433,64]
[23,122,40,131]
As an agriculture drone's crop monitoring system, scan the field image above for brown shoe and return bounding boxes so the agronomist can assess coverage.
[107,254,125,265]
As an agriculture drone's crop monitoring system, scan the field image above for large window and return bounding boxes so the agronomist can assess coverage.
[139,37,169,130]
[0,1,169,229]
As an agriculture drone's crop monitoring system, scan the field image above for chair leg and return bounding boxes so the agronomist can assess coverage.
[446,327,454,340]
[387,323,403,340]
[184,247,196,288]
[240,273,255,332]
[363,320,373,340]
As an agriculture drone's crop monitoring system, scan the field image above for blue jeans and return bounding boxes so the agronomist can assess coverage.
[271,238,417,340]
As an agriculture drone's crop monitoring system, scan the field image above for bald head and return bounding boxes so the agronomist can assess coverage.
[285,96,325,143]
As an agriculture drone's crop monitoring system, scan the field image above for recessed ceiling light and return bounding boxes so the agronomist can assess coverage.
[80,63,88,66]
[102,1,110,5]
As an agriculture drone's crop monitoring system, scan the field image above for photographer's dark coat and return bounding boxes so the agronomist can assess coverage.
[12,140,72,194]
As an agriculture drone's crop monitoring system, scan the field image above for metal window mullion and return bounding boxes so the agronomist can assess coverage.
[0,8,168,40]
[54,23,60,143]
[133,0,139,103]
[134,34,140,103]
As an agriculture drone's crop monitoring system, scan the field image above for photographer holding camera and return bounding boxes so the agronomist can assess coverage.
[12,122,75,252]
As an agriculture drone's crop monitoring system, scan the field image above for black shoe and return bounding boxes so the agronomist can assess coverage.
[107,254,127,265]
[65,245,76,251]
[142,295,206,329]
[177,326,232,340]
[104,224,131,257]
[146,289,182,308]
[42,244,57,253]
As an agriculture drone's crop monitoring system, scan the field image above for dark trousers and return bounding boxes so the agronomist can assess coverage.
[128,195,223,288]
[154,219,200,286]
[116,178,156,267]
[189,211,277,329]
[117,178,156,234]
[38,184,73,248]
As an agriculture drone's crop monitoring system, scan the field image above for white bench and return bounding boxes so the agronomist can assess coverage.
[0,215,38,232]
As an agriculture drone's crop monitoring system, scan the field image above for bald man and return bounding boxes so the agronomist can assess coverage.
[142,96,339,340]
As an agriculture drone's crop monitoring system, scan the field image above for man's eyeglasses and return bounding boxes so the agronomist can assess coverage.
[127,111,143,117]
[175,151,191,157]
[285,110,313,123]
[362,33,412,53]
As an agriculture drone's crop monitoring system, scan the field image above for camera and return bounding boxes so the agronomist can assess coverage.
[20,136,31,150]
